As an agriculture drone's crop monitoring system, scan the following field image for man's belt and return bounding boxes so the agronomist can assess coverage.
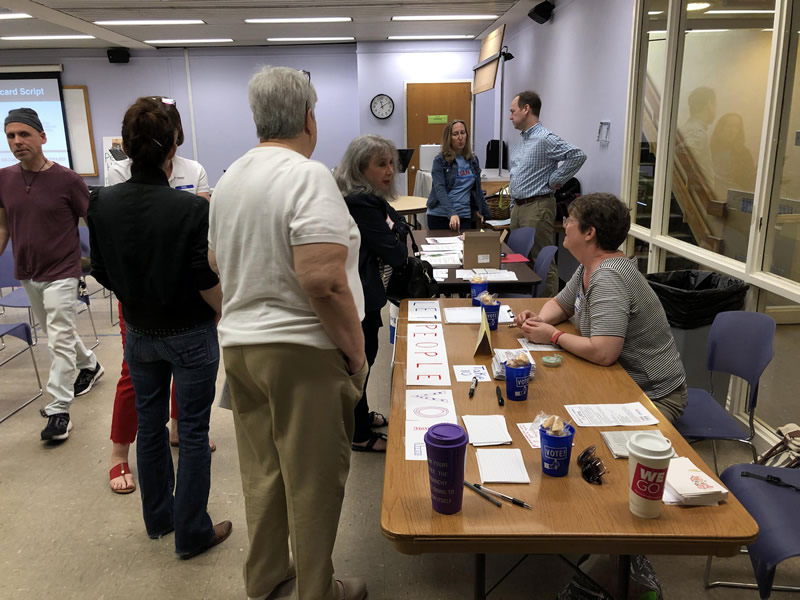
[513,193,553,206]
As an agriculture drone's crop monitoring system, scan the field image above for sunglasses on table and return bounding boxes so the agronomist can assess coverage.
[576,445,608,485]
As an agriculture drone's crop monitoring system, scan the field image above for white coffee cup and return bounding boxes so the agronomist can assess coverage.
[626,432,673,519]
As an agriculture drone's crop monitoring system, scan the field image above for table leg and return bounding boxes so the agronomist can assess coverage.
[617,554,630,599]
[474,553,486,600]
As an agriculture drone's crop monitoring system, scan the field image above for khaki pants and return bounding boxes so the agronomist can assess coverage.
[224,343,367,600]
[653,383,688,425]
[510,197,559,296]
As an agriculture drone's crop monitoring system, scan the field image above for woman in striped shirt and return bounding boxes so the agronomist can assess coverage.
[514,193,687,423]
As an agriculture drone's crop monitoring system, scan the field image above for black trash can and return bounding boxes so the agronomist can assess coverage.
[646,270,748,406]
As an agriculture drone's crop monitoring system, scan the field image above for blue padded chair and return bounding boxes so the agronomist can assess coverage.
[507,227,536,258]
[0,243,38,344]
[704,464,800,598]
[674,311,775,474]
[531,245,558,298]
[0,322,43,424]
[79,224,117,328]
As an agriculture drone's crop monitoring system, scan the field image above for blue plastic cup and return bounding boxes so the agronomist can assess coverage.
[471,280,489,306]
[505,362,532,400]
[539,423,575,477]
[481,302,500,330]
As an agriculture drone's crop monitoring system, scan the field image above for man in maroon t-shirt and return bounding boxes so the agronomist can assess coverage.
[0,108,103,442]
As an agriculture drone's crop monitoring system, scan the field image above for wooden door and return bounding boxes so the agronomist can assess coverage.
[406,82,472,194]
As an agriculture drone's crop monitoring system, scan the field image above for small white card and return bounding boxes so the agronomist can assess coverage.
[517,422,542,448]
[476,448,530,483]
[462,415,513,446]
[432,269,449,282]
[452,365,492,382]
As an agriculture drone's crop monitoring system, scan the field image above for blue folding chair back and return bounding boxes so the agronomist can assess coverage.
[704,463,800,598]
[532,245,558,298]
[507,227,536,258]
[674,311,776,473]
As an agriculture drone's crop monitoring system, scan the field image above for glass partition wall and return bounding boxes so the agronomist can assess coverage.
[624,0,799,440]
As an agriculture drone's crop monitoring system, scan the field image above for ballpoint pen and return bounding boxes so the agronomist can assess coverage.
[469,377,478,398]
[495,385,504,406]
[473,483,532,509]
[463,481,502,507]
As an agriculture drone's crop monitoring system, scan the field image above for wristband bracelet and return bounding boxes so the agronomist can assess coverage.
[551,331,565,346]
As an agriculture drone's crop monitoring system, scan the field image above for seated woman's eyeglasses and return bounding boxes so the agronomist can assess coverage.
[563,216,575,227]
[576,445,608,485]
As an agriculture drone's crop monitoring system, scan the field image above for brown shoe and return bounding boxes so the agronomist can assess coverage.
[178,520,232,559]
[337,578,367,600]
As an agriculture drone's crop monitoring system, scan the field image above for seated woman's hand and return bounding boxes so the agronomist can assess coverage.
[449,214,461,232]
[515,310,541,327]
[521,319,557,344]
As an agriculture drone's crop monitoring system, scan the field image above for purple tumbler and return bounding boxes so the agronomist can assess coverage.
[424,423,469,514]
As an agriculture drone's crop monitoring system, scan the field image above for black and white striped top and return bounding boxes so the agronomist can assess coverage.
[556,257,686,399]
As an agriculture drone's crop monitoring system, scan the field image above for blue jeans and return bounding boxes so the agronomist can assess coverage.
[124,321,219,554]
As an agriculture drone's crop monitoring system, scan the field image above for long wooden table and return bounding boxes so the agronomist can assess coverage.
[381,298,759,599]
[412,230,541,296]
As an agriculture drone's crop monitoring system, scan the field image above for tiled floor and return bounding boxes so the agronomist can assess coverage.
[1,285,798,599]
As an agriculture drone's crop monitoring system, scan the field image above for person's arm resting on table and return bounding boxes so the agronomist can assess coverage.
[515,296,624,367]
[294,242,366,374]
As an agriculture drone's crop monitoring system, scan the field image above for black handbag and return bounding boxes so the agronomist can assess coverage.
[385,235,439,303]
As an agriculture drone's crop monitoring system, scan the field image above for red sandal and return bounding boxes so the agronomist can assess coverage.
[109,462,136,495]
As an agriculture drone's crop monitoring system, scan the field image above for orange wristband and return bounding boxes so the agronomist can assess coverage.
[551,331,565,346]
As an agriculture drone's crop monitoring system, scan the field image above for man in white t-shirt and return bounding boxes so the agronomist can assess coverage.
[209,67,368,600]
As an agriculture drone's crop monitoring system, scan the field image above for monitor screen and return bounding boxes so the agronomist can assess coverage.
[397,148,414,173]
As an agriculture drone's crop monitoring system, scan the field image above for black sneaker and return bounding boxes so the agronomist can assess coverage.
[74,362,104,396]
[41,413,73,441]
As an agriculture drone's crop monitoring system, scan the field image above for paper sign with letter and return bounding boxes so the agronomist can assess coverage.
[406,323,451,386]
[472,308,493,356]
[408,300,441,322]
[405,389,457,460]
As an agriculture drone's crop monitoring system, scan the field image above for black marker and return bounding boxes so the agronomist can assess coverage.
[495,385,504,406]
[464,481,502,507]
[469,377,478,398]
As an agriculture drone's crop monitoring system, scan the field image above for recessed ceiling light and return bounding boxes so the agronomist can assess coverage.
[1,34,94,40]
[246,17,351,23]
[647,11,664,16]
[144,38,233,44]
[267,36,354,42]
[95,19,206,25]
[687,2,711,11]
[705,10,774,15]
[391,15,497,21]
[388,35,474,40]
[0,13,32,20]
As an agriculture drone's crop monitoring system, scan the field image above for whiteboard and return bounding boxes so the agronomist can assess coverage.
[63,85,98,176]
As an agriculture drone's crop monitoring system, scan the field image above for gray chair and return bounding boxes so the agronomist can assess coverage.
[0,322,43,423]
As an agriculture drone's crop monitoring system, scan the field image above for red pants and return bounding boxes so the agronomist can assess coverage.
[110,301,177,444]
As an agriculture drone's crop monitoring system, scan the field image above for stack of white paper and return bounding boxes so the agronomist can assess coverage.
[601,430,670,459]
[564,402,659,427]
[455,269,518,282]
[461,415,513,446]
[476,448,530,483]
[432,269,449,282]
[663,456,728,506]
[420,252,462,267]
[426,237,463,245]
[491,348,536,380]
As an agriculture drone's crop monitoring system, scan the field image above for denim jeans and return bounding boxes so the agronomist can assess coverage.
[124,320,219,554]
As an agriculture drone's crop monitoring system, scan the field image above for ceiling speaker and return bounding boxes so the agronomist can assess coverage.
[107,48,131,64]
[529,1,555,24]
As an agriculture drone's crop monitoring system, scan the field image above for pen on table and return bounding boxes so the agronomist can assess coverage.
[468,377,478,398]
[463,481,502,507]
[474,483,532,509]
[495,385,504,406]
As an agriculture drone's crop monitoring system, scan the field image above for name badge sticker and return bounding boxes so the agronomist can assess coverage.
[175,184,195,190]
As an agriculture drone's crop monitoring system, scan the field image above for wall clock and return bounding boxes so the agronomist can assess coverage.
[370,93,394,119]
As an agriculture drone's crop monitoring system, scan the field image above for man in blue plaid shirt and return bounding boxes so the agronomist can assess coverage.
[509,91,586,296]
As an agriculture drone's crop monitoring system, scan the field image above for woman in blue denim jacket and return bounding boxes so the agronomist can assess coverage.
[426,119,491,231]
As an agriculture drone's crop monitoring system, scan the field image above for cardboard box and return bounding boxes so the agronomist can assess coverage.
[463,231,501,269]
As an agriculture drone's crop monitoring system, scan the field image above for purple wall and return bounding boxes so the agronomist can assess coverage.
[498,0,635,196]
